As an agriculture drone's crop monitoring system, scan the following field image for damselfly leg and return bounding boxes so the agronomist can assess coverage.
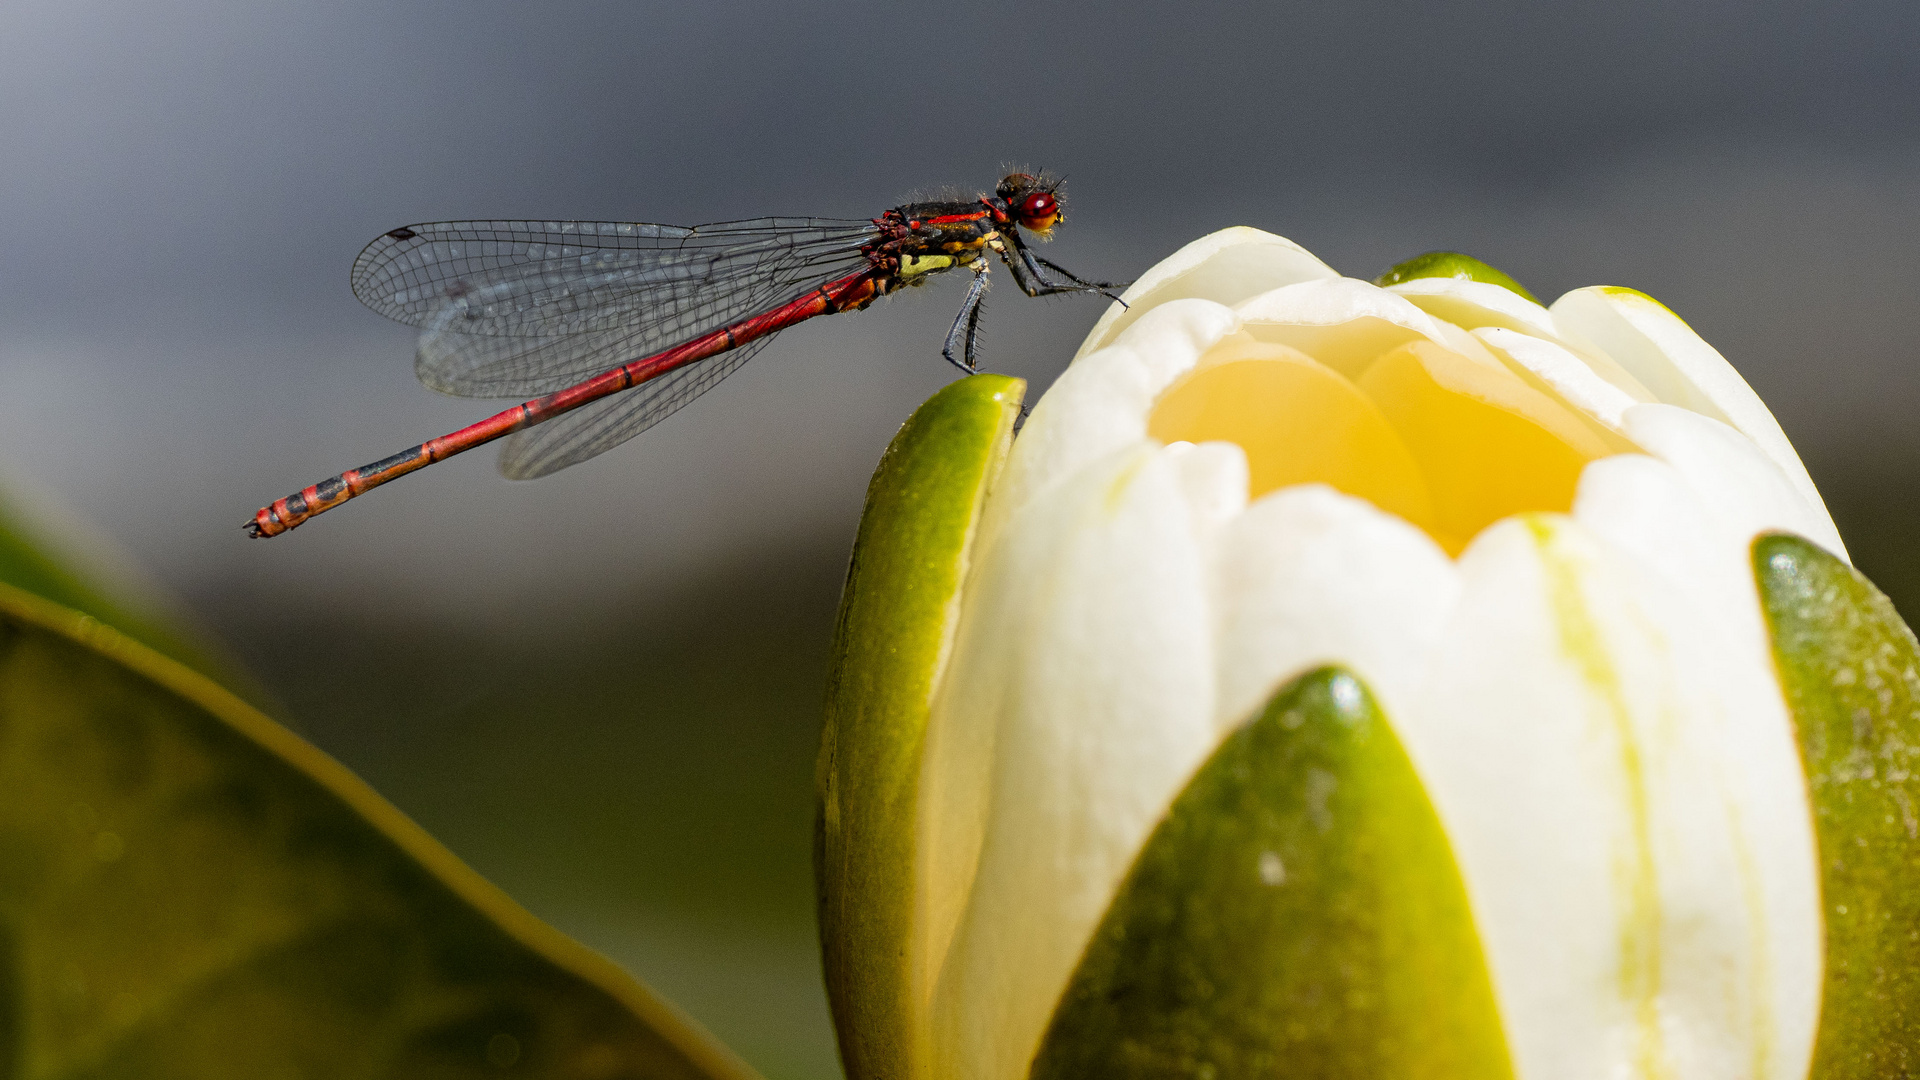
[1033,255,1129,305]
[937,230,1127,373]
[943,269,990,374]
[996,231,1129,305]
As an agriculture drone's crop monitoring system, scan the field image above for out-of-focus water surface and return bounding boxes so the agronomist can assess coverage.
[4,3,1919,1076]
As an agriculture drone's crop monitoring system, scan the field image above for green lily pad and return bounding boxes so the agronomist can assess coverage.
[0,580,758,1080]
[1031,667,1512,1079]
[1755,533,1920,1077]
[1374,251,1539,304]
[815,374,1025,1080]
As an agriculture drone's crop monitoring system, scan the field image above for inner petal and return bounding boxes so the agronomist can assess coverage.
[1357,340,1614,553]
[1148,333,1619,556]
[1147,337,1436,534]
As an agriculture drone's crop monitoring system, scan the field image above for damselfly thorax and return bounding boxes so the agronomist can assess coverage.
[247,171,1122,538]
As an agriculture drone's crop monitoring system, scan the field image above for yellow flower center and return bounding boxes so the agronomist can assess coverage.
[1148,333,1620,554]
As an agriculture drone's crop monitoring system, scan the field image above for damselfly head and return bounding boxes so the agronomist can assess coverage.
[996,171,1064,235]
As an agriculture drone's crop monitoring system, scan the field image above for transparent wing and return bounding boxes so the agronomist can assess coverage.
[496,336,778,480]
[352,218,878,397]
[413,326,638,398]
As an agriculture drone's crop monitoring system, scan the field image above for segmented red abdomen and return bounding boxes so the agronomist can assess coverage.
[247,268,883,537]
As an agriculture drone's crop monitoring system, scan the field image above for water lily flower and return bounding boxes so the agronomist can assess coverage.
[816,229,1920,1080]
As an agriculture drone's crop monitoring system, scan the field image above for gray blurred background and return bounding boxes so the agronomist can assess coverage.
[2,2,1917,1076]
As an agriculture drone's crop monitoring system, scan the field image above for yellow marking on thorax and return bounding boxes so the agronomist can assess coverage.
[900,253,957,280]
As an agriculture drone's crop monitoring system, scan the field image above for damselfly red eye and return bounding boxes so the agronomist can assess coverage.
[1019,191,1060,230]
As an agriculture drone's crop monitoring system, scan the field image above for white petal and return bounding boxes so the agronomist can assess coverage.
[1622,403,1847,560]
[1075,227,1338,360]
[1475,326,1644,433]
[1575,455,1729,590]
[921,443,1224,1080]
[983,298,1240,549]
[1388,276,1562,339]
[1396,516,1823,1080]
[1549,286,1835,543]
[1234,277,1502,377]
[1572,454,1823,1080]
[1164,439,1251,544]
[1211,483,1460,732]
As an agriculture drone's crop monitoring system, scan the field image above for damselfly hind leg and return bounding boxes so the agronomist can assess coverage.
[944,269,989,374]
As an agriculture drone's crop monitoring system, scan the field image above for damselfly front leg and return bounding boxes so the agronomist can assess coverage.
[993,232,1128,307]
[1033,254,1129,306]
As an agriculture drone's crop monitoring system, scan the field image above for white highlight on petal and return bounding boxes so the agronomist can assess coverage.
[921,443,1224,1080]
[1388,276,1561,339]
[1234,277,1501,378]
[1076,227,1338,360]
[1164,439,1251,546]
[1549,286,1836,547]
[1211,484,1460,732]
[1623,403,1847,560]
[1475,326,1644,433]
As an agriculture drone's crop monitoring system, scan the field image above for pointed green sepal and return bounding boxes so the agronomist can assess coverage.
[1031,667,1513,1078]
[1375,251,1539,304]
[816,373,1025,1080]
[1755,533,1920,1076]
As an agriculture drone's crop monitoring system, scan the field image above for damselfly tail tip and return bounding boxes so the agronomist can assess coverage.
[243,509,283,539]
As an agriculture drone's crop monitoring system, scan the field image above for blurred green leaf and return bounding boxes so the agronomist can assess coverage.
[216,540,850,1080]
[0,496,250,703]
[0,580,761,1080]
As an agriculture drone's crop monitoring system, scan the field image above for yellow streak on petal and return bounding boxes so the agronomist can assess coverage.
[1359,341,1613,553]
[1729,801,1775,1080]
[1147,337,1437,534]
[1526,516,1672,1080]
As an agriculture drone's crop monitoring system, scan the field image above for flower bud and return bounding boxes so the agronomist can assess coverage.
[819,230,1919,1080]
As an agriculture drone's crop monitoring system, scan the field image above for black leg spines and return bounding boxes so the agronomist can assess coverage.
[943,271,989,375]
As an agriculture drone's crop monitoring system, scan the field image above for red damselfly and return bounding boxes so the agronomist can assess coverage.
[246,171,1122,537]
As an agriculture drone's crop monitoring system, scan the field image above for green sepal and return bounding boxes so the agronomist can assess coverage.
[816,373,1025,1080]
[1374,251,1539,304]
[0,580,756,1080]
[1031,667,1512,1079]
[1755,533,1920,1076]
